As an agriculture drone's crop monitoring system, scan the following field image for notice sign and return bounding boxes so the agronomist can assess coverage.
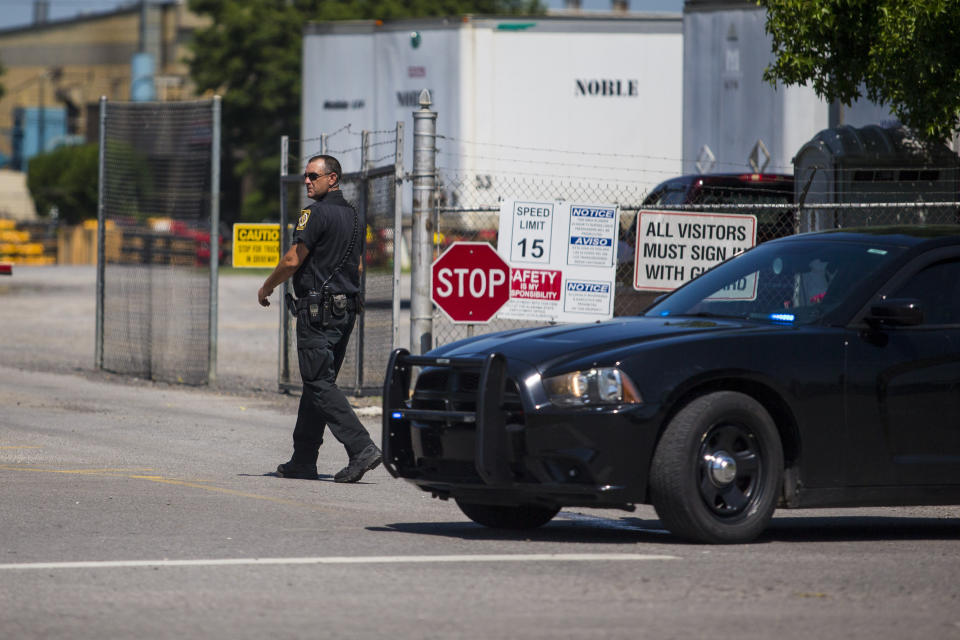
[499,200,620,324]
[567,205,618,267]
[232,223,281,268]
[564,280,613,317]
[633,211,756,292]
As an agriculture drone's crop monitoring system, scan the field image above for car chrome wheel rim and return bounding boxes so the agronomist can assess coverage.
[698,424,762,517]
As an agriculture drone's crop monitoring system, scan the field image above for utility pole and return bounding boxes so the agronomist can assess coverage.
[410,90,437,354]
[38,72,44,157]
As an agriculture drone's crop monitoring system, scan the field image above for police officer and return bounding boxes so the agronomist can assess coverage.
[257,154,381,483]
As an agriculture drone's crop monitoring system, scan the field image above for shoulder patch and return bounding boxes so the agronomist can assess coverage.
[296,209,311,231]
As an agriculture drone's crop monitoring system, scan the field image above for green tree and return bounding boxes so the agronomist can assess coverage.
[759,0,960,142]
[187,0,542,223]
[26,141,155,224]
[27,144,99,224]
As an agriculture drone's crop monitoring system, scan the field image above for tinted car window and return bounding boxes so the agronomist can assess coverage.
[656,183,692,206]
[695,182,794,242]
[889,259,960,325]
[697,185,792,207]
[645,240,908,325]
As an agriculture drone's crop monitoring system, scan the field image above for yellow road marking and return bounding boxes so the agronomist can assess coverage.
[0,465,330,511]
[0,466,155,476]
[128,475,325,509]
[0,446,42,450]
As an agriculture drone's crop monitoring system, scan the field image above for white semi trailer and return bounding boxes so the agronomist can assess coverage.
[301,14,684,211]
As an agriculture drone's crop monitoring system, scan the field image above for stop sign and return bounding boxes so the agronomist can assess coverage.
[432,242,511,323]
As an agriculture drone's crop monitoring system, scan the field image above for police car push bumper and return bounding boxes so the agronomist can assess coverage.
[383,349,514,486]
[381,348,657,507]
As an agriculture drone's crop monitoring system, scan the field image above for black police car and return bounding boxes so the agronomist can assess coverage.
[383,226,960,543]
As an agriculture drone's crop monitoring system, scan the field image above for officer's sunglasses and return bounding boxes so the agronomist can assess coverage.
[304,171,332,181]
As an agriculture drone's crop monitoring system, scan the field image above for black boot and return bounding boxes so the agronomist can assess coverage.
[333,444,382,483]
[276,460,318,480]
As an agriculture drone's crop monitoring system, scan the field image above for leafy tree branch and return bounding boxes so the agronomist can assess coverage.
[759,0,960,142]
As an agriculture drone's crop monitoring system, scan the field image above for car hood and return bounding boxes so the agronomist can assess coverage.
[430,316,778,371]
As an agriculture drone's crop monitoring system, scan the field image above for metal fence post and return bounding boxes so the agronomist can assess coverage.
[796,165,818,233]
[410,89,437,354]
[279,135,291,389]
[392,121,404,350]
[355,130,371,394]
[95,95,107,370]
[207,95,221,385]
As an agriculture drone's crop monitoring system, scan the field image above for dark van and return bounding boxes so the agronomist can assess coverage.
[616,173,795,315]
[622,172,795,262]
[639,172,795,241]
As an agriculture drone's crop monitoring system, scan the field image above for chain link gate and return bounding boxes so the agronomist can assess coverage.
[277,125,404,396]
[95,97,221,385]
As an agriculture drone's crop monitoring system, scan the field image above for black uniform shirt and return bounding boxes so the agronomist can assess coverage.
[291,190,362,298]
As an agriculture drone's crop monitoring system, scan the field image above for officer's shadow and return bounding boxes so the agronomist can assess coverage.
[238,472,339,482]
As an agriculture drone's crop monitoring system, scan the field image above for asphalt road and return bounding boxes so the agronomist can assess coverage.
[2,266,959,640]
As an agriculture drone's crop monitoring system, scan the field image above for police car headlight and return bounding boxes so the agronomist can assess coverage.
[543,367,642,406]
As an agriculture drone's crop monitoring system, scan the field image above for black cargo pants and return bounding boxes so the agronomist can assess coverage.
[290,309,374,466]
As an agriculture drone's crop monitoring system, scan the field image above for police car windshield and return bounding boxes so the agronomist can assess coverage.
[644,239,906,325]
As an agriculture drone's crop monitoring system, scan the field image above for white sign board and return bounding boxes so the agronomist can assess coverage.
[633,210,756,292]
[498,200,620,323]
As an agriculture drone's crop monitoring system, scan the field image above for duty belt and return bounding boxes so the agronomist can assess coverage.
[284,292,360,317]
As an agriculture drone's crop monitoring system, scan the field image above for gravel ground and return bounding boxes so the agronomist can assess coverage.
[0,265,381,411]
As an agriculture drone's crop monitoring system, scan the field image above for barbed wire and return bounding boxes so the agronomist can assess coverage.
[437,134,805,174]
[297,124,400,148]
[312,138,397,158]
[437,150,692,175]
[295,138,398,165]
[437,161,689,185]
[640,201,960,210]
[436,133,685,164]
[436,134,960,177]
[438,201,960,215]
[371,151,398,165]
[438,153,960,179]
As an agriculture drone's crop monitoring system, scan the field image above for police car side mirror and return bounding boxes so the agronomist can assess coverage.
[865,298,923,328]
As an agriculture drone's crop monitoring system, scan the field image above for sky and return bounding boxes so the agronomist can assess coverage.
[0,0,134,29]
[0,0,685,31]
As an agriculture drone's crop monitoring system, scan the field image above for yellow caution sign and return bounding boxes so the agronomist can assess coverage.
[232,223,281,268]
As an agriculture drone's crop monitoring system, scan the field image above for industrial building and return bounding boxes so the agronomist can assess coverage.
[0,1,207,173]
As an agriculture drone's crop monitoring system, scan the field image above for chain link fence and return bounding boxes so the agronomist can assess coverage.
[278,124,404,396]
[271,114,959,387]
[432,137,960,348]
[95,98,221,385]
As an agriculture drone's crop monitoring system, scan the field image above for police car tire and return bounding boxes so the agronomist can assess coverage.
[649,391,783,545]
[455,500,559,530]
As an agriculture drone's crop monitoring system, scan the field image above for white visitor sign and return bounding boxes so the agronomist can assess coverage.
[633,210,757,292]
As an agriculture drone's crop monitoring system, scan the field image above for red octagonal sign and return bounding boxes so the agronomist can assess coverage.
[432,242,511,323]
